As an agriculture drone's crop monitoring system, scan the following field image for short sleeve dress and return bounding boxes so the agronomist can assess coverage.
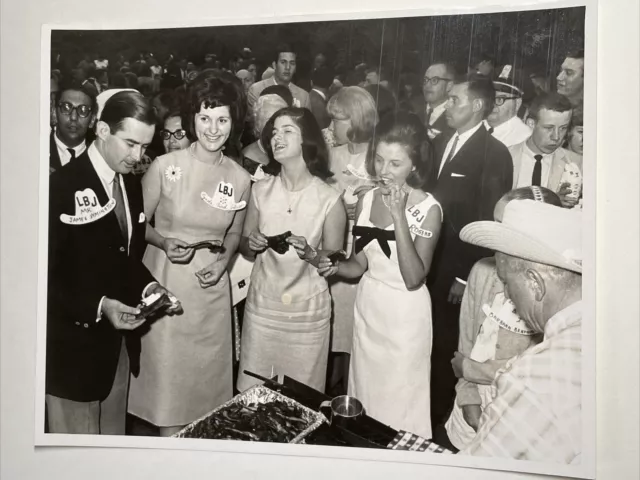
[128,145,251,427]
[236,175,341,392]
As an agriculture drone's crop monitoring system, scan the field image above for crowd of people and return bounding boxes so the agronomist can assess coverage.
[46,39,584,464]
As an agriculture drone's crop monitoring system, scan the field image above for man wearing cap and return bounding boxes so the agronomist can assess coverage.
[46,90,178,435]
[427,73,513,429]
[509,92,582,208]
[50,78,97,174]
[247,43,310,113]
[487,66,532,147]
[459,199,582,463]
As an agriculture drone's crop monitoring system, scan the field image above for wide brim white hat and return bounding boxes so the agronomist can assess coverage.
[460,199,582,274]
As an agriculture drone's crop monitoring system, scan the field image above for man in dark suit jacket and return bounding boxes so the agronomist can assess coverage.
[409,62,457,141]
[50,79,97,174]
[427,74,513,432]
[308,66,333,129]
[46,91,178,435]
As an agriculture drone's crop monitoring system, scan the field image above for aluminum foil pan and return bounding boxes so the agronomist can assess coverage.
[173,385,326,444]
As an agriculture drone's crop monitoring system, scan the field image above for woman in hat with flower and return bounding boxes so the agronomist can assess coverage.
[128,70,251,436]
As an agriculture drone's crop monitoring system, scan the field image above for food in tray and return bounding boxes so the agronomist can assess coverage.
[266,231,293,255]
[180,399,313,442]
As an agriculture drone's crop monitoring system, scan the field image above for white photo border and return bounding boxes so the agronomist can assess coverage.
[35,2,597,478]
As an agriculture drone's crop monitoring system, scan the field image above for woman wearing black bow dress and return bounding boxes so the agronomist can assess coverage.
[317,112,441,439]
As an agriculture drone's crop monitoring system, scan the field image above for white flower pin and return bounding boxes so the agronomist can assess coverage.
[165,165,183,182]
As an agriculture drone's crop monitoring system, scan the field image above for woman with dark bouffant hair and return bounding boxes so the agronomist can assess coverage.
[317,111,442,439]
[128,69,251,436]
[236,107,346,393]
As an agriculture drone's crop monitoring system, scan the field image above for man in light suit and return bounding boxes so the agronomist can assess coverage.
[410,62,457,140]
[247,43,310,114]
[427,74,513,430]
[46,91,178,435]
[508,92,582,208]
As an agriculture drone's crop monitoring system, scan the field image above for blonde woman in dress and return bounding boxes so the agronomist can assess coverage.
[325,86,379,394]
[318,112,441,438]
[128,70,251,436]
[236,107,346,392]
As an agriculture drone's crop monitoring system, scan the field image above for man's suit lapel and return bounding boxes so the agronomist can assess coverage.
[50,132,62,172]
[440,125,486,178]
[548,149,568,192]
[511,143,525,189]
[77,153,126,246]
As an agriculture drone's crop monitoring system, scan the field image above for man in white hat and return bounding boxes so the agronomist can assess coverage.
[458,199,582,464]
[487,65,532,148]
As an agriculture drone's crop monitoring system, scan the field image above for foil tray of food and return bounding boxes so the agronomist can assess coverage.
[172,385,326,444]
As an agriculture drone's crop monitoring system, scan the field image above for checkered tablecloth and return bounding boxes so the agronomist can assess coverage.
[387,430,455,454]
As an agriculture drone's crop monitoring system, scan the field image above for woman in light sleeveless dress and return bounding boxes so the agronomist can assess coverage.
[318,112,441,439]
[128,71,251,436]
[236,107,346,392]
[325,87,379,394]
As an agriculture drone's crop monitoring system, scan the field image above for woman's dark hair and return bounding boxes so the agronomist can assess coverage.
[365,111,435,190]
[261,107,333,180]
[183,68,247,159]
[259,85,293,107]
[100,90,156,134]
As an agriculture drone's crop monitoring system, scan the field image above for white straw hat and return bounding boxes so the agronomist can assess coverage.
[460,199,582,274]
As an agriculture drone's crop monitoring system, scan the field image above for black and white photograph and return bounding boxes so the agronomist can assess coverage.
[34,2,596,478]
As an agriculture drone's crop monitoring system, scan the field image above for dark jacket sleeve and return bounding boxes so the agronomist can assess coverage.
[453,141,514,281]
[47,173,106,328]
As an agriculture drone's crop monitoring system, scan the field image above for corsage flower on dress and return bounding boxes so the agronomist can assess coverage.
[165,165,183,182]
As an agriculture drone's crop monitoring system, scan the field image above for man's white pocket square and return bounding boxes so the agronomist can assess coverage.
[451,173,466,178]
[138,212,146,223]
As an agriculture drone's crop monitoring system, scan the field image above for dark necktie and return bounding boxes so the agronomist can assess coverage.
[112,174,128,244]
[425,107,433,126]
[441,135,459,175]
[353,226,396,258]
[532,154,543,186]
[67,148,76,161]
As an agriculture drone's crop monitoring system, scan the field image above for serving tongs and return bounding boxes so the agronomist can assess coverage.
[243,370,284,391]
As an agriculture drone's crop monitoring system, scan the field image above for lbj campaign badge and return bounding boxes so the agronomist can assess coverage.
[60,188,115,225]
[201,181,247,211]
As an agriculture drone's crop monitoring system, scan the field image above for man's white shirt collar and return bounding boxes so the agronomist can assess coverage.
[53,130,86,167]
[312,88,327,101]
[88,142,116,187]
[427,101,447,125]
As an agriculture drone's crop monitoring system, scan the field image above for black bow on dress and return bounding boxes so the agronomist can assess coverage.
[353,226,396,258]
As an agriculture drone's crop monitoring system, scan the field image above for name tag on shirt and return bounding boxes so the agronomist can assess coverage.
[60,188,115,225]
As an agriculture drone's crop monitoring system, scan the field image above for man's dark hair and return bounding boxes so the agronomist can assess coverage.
[55,77,98,112]
[429,61,458,79]
[100,91,156,133]
[311,67,334,90]
[183,69,246,155]
[274,43,296,63]
[259,85,293,106]
[364,84,397,119]
[528,92,574,121]
[565,49,585,61]
[453,73,496,119]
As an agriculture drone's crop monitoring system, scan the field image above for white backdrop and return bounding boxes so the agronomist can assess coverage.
[1,0,638,478]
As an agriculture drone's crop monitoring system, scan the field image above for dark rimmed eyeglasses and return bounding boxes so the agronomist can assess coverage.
[161,129,187,141]
[57,102,93,118]
[422,76,453,86]
[494,95,520,106]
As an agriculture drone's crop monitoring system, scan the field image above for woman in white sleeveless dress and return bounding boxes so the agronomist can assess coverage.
[236,107,346,393]
[318,112,442,439]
